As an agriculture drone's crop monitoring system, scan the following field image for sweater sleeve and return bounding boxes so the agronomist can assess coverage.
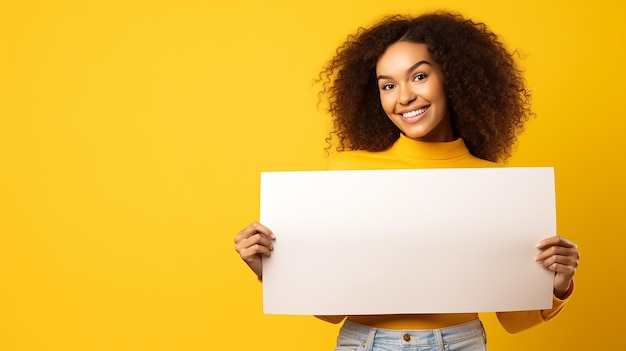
[496,282,573,333]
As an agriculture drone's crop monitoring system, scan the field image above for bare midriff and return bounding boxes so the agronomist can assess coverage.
[347,313,479,330]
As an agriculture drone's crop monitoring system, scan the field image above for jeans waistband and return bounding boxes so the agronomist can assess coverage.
[339,319,485,347]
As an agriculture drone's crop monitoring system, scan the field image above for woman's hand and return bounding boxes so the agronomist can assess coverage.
[535,236,580,299]
[234,222,275,279]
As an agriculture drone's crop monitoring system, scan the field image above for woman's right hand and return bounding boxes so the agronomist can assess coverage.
[234,222,275,279]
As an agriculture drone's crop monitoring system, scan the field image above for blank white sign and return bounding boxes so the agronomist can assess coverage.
[260,167,555,315]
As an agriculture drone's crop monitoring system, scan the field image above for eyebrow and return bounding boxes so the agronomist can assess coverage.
[376,60,432,81]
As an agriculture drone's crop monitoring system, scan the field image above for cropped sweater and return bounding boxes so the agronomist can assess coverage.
[317,134,571,333]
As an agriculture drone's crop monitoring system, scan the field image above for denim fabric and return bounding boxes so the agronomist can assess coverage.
[334,319,486,351]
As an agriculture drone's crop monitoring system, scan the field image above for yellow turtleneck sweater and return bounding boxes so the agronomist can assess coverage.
[317,135,571,333]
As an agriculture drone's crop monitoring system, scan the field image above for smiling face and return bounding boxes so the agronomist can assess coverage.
[376,41,453,142]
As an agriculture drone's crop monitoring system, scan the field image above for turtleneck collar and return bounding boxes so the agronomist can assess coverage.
[389,134,471,160]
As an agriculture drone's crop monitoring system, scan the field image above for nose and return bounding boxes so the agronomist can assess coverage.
[398,85,416,105]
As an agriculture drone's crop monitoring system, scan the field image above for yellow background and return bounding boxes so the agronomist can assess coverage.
[1,0,623,350]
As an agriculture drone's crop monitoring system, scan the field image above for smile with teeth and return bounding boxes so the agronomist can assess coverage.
[401,107,428,119]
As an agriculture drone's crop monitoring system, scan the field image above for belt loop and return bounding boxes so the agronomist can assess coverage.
[363,327,376,351]
[434,328,445,351]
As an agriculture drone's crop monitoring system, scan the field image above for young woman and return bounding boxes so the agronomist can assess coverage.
[234,11,580,351]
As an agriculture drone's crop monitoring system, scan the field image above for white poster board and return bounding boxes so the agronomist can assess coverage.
[260,167,555,315]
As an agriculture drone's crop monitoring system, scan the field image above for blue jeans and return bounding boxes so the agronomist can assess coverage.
[334,319,487,351]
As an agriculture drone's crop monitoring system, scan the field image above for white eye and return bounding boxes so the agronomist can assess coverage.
[381,83,395,91]
[413,73,427,82]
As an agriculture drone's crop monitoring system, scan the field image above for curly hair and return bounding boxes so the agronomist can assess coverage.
[319,11,532,162]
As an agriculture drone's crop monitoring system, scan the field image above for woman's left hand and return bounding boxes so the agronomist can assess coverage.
[535,236,580,299]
